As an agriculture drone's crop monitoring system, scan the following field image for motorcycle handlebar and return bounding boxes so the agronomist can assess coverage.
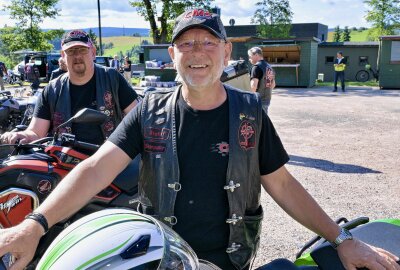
[72,140,100,152]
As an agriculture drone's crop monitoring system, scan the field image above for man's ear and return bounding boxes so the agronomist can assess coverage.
[168,46,175,61]
[91,46,96,60]
[224,42,232,66]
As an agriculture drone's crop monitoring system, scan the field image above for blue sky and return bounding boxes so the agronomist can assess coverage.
[0,0,371,30]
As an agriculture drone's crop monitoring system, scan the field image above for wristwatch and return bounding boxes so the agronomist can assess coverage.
[330,228,353,248]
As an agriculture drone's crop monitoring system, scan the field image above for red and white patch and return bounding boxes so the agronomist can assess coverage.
[37,180,52,194]
[238,121,256,150]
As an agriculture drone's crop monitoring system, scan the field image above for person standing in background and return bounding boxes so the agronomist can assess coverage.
[333,51,346,92]
[0,61,7,90]
[49,57,67,81]
[110,55,120,70]
[123,56,132,85]
[248,47,276,114]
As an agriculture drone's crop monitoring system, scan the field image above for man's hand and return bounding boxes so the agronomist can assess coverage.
[0,132,29,144]
[0,220,43,270]
[338,238,400,270]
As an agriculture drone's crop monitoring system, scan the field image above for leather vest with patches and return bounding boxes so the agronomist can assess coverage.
[46,64,123,139]
[139,84,264,269]
[255,60,271,101]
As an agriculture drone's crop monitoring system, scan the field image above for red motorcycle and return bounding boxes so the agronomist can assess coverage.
[0,108,139,267]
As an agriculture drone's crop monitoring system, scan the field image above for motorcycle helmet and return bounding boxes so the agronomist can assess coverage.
[36,208,220,270]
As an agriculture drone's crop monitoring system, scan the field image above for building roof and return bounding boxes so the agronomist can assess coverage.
[380,35,400,41]
[319,41,379,47]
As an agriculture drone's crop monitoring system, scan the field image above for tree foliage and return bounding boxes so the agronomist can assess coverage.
[342,26,351,41]
[1,0,62,51]
[129,0,214,44]
[251,0,293,38]
[88,29,100,52]
[364,0,400,41]
[333,26,342,42]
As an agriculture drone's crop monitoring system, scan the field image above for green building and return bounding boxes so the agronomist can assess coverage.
[379,36,400,89]
[317,42,379,82]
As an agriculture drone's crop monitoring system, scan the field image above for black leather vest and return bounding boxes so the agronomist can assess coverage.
[139,84,264,269]
[46,64,123,139]
[254,60,271,101]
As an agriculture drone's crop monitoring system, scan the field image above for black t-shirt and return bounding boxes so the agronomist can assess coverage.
[34,71,138,145]
[250,63,264,81]
[108,88,289,269]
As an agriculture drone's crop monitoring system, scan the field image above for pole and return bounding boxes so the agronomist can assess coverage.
[97,0,103,56]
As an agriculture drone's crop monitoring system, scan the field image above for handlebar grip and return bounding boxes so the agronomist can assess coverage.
[73,141,100,152]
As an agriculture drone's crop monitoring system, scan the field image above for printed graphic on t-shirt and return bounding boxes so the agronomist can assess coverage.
[211,141,229,157]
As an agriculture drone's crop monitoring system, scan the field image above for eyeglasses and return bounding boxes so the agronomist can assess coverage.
[173,39,226,52]
[64,47,90,56]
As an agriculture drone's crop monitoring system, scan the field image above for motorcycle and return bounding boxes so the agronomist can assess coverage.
[5,69,23,86]
[0,108,139,268]
[32,209,400,270]
[260,216,400,270]
[0,88,39,133]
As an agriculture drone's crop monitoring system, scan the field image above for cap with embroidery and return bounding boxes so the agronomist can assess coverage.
[61,29,93,50]
[171,9,227,43]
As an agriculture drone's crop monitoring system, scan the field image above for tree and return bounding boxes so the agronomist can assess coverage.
[88,29,100,52]
[342,26,351,41]
[2,0,62,51]
[251,0,293,38]
[129,0,214,44]
[333,26,342,42]
[364,0,400,41]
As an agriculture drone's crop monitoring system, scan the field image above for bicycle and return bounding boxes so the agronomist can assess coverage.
[355,63,379,82]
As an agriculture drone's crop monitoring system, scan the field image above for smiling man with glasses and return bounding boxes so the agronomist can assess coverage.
[0,29,139,147]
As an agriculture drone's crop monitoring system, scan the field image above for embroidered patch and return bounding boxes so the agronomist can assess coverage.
[144,127,171,140]
[52,112,64,131]
[144,141,167,153]
[211,141,229,157]
[103,91,114,108]
[238,121,256,150]
[37,180,52,194]
[104,121,114,132]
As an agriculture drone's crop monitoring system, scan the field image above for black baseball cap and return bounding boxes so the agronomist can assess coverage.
[61,29,93,50]
[171,9,227,43]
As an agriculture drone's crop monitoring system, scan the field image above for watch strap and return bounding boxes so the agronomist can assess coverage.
[25,212,49,234]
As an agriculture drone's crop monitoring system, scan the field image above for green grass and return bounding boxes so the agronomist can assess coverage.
[327,30,369,42]
[316,80,378,87]
[101,36,152,57]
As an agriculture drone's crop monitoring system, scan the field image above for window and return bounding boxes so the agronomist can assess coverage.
[390,41,400,64]
[325,56,334,64]
[359,56,369,66]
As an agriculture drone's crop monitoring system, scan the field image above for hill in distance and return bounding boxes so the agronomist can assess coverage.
[45,27,150,37]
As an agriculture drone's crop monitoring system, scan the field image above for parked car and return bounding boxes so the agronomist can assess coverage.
[95,56,112,67]
[16,52,61,83]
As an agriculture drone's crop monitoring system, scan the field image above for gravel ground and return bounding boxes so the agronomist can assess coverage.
[252,86,400,268]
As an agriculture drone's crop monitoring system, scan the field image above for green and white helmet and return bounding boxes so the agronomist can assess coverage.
[37,208,220,270]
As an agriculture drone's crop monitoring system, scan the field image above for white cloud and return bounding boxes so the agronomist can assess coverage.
[0,0,372,30]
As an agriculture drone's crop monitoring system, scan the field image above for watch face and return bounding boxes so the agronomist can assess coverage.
[335,228,353,245]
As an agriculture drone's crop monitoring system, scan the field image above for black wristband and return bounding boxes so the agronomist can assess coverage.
[25,212,49,234]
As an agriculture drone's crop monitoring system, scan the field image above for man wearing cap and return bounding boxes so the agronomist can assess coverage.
[0,29,138,146]
[0,12,399,270]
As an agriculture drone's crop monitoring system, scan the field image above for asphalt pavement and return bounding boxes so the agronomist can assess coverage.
[253,85,400,268]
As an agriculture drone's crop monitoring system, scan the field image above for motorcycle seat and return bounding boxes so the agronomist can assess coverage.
[310,221,400,270]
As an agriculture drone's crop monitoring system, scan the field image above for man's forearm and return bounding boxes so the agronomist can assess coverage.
[262,166,340,242]
[33,142,131,228]
[34,157,106,227]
